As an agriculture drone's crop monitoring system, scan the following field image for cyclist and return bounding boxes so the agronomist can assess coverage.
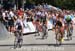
[14,16,23,48]
[55,17,64,45]
[64,12,74,40]
[41,20,48,39]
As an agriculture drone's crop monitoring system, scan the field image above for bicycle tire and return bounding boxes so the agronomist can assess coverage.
[14,30,23,48]
[55,26,62,45]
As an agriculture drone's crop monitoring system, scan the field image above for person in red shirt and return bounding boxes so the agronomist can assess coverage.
[17,8,24,19]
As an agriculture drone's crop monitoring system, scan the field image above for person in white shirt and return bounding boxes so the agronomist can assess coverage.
[8,9,15,32]
[2,10,8,28]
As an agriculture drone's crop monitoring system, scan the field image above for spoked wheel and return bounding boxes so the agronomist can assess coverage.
[18,39,23,48]
[14,40,17,49]
[67,31,72,40]
[14,39,23,49]
[55,27,62,46]
[41,25,48,39]
[56,33,62,45]
[14,31,23,49]
[42,30,48,39]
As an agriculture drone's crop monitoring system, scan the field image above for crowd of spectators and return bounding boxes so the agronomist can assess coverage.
[0,3,75,33]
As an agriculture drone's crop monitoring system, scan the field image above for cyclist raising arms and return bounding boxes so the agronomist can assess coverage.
[14,16,24,48]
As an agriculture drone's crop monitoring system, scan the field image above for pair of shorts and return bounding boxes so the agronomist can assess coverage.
[55,21,62,27]
[8,20,14,27]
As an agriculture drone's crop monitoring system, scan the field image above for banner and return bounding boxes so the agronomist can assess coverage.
[47,20,53,29]
[23,22,36,34]
[22,20,53,34]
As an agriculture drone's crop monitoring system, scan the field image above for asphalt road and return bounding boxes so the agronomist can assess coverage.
[0,25,75,51]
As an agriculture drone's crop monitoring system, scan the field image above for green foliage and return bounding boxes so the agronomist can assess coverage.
[26,0,75,10]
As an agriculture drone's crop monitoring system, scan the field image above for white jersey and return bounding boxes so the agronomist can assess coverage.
[15,19,23,29]
[2,12,6,18]
[9,11,14,18]
[36,11,41,16]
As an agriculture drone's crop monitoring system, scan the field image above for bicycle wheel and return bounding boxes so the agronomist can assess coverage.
[18,31,23,48]
[68,24,72,40]
[14,38,19,49]
[42,25,48,39]
[18,38,23,48]
[55,27,62,45]
[14,31,19,49]
[14,30,23,48]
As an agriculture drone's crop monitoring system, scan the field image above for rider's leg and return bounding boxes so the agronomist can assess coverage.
[70,23,73,34]
[69,23,73,40]
[42,31,47,39]
[14,36,18,48]
[55,26,59,40]
[67,23,73,37]
[18,34,23,48]
[66,23,69,37]
[35,27,40,36]
[60,27,64,42]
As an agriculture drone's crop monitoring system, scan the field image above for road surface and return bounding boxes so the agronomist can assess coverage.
[0,25,75,51]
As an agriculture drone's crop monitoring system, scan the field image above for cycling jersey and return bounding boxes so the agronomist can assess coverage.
[15,19,23,30]
[64,15,72,23]
[55,20,62,27]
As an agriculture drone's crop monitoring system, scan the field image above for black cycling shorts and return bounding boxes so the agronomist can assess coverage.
[65,19,72,23]
[55,21,62,27]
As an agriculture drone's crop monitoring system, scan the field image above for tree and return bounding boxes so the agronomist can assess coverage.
[26,0,75,10]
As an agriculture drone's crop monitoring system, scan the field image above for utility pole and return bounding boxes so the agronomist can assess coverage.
[13,0,16,10]
[17,0,18,9]
[22,0,26,10]
[1,0,3,4]
[0,0,3,8]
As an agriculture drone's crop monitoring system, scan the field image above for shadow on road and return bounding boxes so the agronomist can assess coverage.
[0,43,75,47]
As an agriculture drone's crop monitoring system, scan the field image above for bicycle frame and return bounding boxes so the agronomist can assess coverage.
[55,26,62,45]
[42,24,48,39]
[14,30,23,48]
[67,23,72,40]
